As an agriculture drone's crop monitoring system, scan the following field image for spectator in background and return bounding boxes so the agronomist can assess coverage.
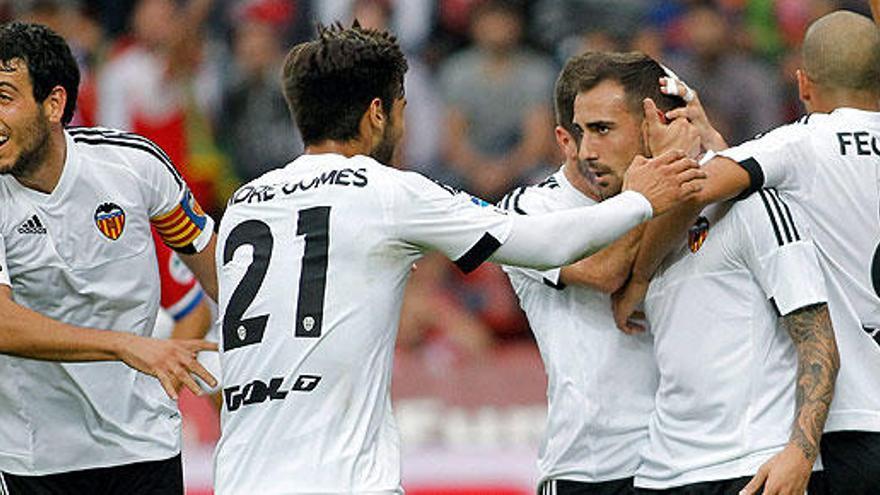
[219,0,302,182]
[353,0,443,173]
[667,3,782,144]
[439,0,556,202]
[318,0,435,54]
[18,0,108,126]
[97,0,236,215]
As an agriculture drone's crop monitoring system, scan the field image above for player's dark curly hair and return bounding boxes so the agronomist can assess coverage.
[282,22,408,145]
[570,52,685,119]
[0,22,80,126]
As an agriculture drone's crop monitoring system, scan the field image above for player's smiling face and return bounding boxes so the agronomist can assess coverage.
[0,59,51,178]
[573,79,645,200]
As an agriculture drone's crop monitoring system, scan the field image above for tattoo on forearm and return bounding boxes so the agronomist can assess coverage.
[782,303,839,462]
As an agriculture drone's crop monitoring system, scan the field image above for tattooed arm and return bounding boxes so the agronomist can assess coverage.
[783,303,839,462]
[740,302,839,495]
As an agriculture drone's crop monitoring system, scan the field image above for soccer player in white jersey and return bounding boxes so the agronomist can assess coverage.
[213,24,707,495]
[0,22,221,494]
[614,11,880,493]
[500,52,700,495]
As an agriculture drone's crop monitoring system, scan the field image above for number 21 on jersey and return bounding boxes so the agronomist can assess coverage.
[222,206,330,351]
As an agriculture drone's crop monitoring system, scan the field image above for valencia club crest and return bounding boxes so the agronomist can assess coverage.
[688,216,710,253]
[95,202,126,240]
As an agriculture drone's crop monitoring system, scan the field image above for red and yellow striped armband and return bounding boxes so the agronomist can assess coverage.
[151,189,210,253]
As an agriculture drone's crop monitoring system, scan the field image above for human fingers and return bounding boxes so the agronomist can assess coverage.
[157,371,179,401]
[661,76,696,103]
[652,148,687,166]
[739,465,769,495]
[643,98,664,132]
[182,339,218,353]
[178,370,204,397]
[665,108,692,122]
[187,357,218,389]
[665,157,701,174]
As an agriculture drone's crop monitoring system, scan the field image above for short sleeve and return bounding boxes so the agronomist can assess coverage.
[0,234,9,287]
[717,122,813,200]
[123,136,214,254]
[738,189,827,315]
[390,172,514,273]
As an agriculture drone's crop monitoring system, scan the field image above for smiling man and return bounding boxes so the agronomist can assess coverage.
[0,22,221,494]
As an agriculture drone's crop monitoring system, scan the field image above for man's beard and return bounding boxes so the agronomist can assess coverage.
[370,120,397,165]
[2,111,51,179]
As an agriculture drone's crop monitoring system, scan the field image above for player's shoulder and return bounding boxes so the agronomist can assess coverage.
[66,127,183,180]
[498,173,565,216]
[746,114,820,145]
[730,188,805,245]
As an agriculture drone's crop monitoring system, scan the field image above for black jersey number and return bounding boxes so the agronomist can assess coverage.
[222,207,331,351]
[873,241,880,299]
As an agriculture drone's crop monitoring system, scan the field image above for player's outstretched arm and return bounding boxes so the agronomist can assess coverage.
[0,285,218,400]
[740,303,839,495]
[491,151,704,270]
[179,233,218,301]
[559,224,645,294]
[871,0,880,25]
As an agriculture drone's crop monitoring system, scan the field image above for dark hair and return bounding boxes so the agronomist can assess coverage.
[570,51,685,117]
[0,22,80,125]
[281,23,408,145]
[554,56,589,135]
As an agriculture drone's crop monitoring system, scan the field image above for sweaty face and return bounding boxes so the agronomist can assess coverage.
[572,80,646,200]
[370,97,406,165]
[0,60,52,178]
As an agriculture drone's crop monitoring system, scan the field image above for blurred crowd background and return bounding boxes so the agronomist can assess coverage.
[2,0,872,362]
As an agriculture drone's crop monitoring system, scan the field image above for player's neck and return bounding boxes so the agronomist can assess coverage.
[305,139,372,159]
[810,90,880,114]
[13,128,67,194]
[563,159,601,202]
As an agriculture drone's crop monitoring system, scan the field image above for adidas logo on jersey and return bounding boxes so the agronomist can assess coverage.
[17,215,47,235]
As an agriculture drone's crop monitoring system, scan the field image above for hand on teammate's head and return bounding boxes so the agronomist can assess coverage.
[622,149,705,216]
[659,78,728,152]
[643,98,702,160]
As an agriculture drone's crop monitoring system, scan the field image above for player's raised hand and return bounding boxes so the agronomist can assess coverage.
[739,443,813,495]
[116,335,219,400]
[643,98,701,159]
[622,150,705,216]
[659,77,728,152]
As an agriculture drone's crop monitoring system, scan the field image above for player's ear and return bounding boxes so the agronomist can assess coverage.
[42,85,67,125]
[367,98,386,131]
[554,126,577,162]
[796,69,812,107]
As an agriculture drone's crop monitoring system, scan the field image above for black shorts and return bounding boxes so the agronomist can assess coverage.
[820,430,880,494]
[538,477,636,495]
[634,472,827,495]
[0,454,183,495]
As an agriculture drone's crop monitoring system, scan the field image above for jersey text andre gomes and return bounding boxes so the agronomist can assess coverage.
[230,168,369,206]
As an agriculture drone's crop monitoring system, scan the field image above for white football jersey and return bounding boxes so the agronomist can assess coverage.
[0,128,214,475]
[214,153,514,494]
[719,108,880,432]
[501,167,658,484]
[636,193,827,488]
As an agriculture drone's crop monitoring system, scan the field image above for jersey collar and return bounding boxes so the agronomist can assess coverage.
[7,130,79,207]
[557,164,598,207]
